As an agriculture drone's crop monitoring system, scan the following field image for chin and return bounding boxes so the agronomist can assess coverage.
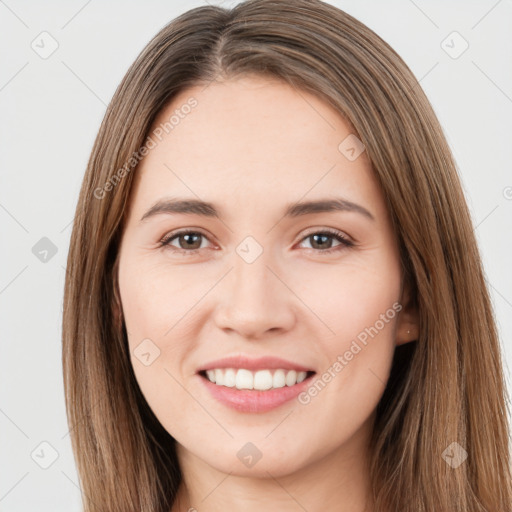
[195,440,313,478]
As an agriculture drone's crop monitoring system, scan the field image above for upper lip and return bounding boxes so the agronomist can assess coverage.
[197,355,315,373]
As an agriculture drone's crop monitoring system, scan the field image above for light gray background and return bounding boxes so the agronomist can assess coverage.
[1,0,511,510]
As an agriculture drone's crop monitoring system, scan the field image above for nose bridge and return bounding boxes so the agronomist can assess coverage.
[232,242,272,299]
[214,239,295,337]
[231,240,278,311]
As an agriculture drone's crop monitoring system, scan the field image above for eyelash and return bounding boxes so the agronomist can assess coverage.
[159,228,355,256]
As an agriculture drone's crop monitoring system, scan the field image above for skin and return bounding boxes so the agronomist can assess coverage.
[117,74,418,512]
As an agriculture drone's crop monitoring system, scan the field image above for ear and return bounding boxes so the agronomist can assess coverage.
[395,278,419,346]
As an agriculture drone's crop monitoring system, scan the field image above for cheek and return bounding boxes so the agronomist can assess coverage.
[294,254,402,396]
[296,252,401,342]
[118,255,211,418]
[119,255,205,340]
[295,254,401,430]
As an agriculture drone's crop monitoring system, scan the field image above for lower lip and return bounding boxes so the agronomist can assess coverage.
[198,372,315,413]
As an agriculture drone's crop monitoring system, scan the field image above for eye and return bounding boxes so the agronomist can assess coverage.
[159,229,212,254]
[297,228,354,255]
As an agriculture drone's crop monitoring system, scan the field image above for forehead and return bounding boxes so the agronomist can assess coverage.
[148,74,358,165]
[128,75,382,221]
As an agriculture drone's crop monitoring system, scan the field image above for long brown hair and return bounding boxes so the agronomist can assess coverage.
[62,1,512,510]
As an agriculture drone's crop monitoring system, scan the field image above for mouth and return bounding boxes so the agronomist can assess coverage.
[196,355,316,412]
[198,368,316,391]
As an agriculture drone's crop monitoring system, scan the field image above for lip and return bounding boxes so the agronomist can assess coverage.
[198,371,316,413]
[197,355,314,373]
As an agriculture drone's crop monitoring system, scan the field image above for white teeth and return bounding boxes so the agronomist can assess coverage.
[254,370,273,391]
[285,370,297,386]
[204,368,310,390]
[236,369,253,389]
[297,371,307,383]
[272,369,286,388]
[215,368,224,386]
[224,368,236,387]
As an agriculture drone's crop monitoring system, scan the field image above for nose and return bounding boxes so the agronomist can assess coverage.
[213,250,296,340]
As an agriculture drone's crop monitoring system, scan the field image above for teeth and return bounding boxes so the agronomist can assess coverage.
[236,369,253,389]
[285,370,297,386]
[224,368,236,387]
[297,371,307,383]
[214,368,224,386]
[254,370,273,391]
[204,368,309,390]
[273,369,286,388]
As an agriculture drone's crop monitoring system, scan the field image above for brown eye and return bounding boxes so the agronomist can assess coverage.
[160,230,209,252]
[308,233,336,250]
[298,229,354,255]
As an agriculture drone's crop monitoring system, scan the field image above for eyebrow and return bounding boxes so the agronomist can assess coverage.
[140,197,375,222]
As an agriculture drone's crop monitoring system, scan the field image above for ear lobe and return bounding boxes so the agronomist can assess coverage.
[396,279,419,346]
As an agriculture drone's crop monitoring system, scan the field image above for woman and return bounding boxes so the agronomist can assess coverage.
[62,0,512,510]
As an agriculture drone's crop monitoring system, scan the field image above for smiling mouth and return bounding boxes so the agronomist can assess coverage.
[199,368,316,391]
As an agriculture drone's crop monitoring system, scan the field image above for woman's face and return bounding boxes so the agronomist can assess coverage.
[117,75,415,477]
